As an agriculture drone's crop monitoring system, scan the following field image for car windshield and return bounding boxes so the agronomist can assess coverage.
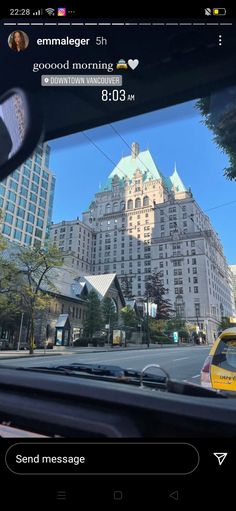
[1,88,236,397]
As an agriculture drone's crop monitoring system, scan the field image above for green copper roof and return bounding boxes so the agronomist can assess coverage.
[96,147,187,194]
[109,150,162,182]
[169,167,187,192]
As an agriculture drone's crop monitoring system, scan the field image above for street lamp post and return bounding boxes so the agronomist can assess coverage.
[146,291,150,348]
[17,312,24,351]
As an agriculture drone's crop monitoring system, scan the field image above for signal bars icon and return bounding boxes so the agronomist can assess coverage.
[33,9,42,15]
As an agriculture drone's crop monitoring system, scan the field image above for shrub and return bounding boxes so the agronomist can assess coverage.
[178,329,190,340]
[73,337,88,347]
[151,334,172,344]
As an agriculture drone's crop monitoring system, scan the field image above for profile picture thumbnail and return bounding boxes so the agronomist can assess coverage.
[8,30,29,52]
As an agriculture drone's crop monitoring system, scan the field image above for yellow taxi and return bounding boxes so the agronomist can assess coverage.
[201,327,236,391]
[116,59,128,70]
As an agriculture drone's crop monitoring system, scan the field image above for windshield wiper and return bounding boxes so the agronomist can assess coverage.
[19,363,227,398]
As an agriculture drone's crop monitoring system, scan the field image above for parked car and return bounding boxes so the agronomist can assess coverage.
[201,327,236,391]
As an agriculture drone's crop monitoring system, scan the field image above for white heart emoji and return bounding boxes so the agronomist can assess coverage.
[128,59,139,70]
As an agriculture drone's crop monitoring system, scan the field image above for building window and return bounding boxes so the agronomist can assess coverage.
[8,191,16,202]
[192,258,197,265]
[113,202,119,212]
[194,286,199,293]
[24,234,32,245]
[2,225,11,236]
[14,229,22,241]
[35,228,42,239]
[105,203,111,214]
[175,287,183,294]
[26,223,33,234]
[0,185,5,197]
[135,197,141,208]
[21,177,29,188]
[4,213,13,224]
[16,218,23,229]
[20,186,27,198]
[143,196,149,206]
[40,189,47,199]
[30,193,37,203]
[17,207,25,219]
[31,183,38,194]
[41,179,48,190]
[38,208,44,218]
[9,179,18,191]
[32,173,40,184]
[120,201,125,210]
[39,198,46,208]
[27,213,35,224]
[28,202,36,213]
[195,303,200,316]
[127,199,133,210]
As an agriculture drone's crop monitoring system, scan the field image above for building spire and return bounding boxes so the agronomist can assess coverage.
[131,142,140,159]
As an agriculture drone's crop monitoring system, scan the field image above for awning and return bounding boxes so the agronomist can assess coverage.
[55,314,70,328]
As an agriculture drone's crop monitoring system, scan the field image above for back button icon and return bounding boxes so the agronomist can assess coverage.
[169,490,179,501]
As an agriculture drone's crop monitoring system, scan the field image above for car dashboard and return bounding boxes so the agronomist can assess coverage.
[0,366,235,438]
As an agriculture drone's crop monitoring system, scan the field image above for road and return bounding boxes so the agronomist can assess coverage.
[0,345,210,384]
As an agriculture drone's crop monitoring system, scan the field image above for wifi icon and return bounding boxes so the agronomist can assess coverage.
[45,8,55,15]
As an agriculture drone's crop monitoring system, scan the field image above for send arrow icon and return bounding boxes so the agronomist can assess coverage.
[213,453,228,466]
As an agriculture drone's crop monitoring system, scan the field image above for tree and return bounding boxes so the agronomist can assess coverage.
[101,296,117,327]
[164,316,186,335]
[217,317,236,333]
[0,244,62,354]
[121,305,139,328]
[0,226,23,343]
[9,243,63,354]
[83,290,102,341]
[196,95,236,180]
[120,275,133,299]
[145,271,174,320]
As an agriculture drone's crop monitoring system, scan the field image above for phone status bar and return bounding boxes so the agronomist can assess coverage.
[3,7,235,20]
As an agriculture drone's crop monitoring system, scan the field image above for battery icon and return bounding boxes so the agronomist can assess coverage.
[213,8,226,15]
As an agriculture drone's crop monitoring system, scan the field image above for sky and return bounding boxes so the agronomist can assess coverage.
[49,99,236,265]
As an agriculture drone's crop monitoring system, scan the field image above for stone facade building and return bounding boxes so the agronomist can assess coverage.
[50,142,235,341]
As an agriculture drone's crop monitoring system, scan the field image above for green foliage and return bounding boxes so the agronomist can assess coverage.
[120,275,133,299]
[151,334,172,344]
[196,96,236,180]
[83,290,103,341]
[101,296,117,326]
[178,329,190,340]
[145,272,174,319]
[121,305,139,328]
[148,318,167,333]
[73,337,88,347]
[217,317,236,332]
[0,241,63,353]
[164,317,186,335]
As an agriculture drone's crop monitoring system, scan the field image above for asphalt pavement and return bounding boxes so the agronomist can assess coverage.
[0,345,210,384]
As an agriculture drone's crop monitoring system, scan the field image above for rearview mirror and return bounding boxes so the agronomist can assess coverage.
[0,88,44,181]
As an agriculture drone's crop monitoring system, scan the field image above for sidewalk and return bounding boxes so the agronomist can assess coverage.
[0,342,198,359]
